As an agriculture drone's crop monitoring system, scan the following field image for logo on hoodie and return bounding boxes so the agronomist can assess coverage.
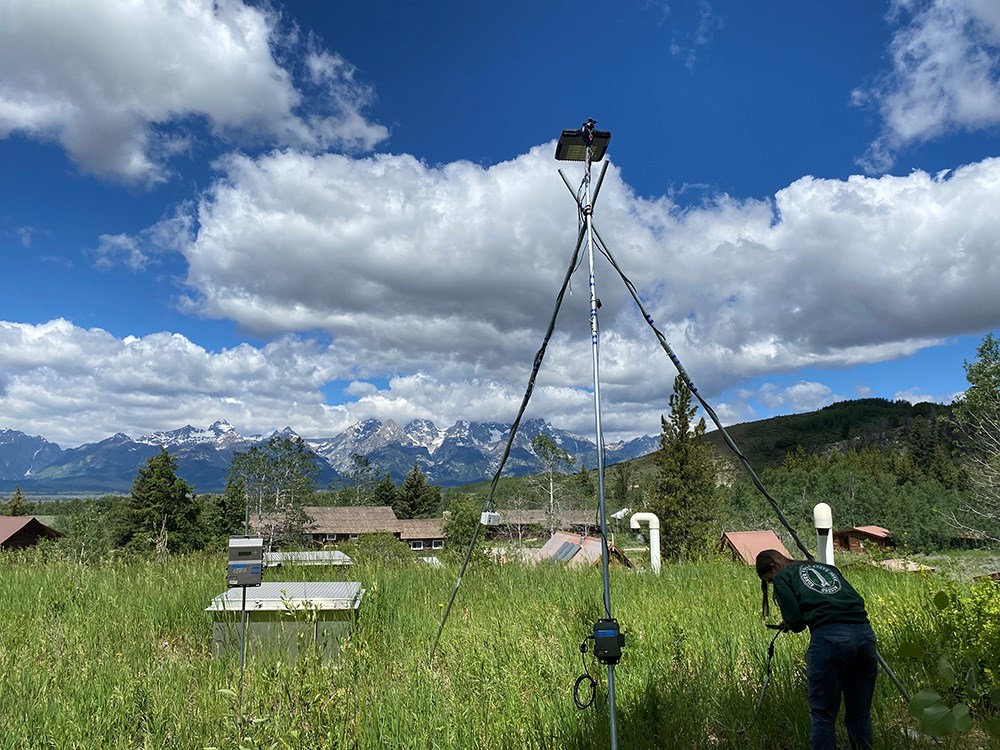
[799,564,842,595]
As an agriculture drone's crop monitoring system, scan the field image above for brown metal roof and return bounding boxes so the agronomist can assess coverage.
[304,506,399,535]
[303,506,446,539]
[535,530,633,568]
[719,530,790,566]
[0,516,63,548]
[834,525,892,540]
[396,518,444,540]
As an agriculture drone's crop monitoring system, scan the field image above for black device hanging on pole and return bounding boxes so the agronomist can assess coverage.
[593,618,625,665]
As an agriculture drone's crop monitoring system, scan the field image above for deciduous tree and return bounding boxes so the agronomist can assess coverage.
[346,453,379,505]
[530,433,575,534]
[954,333,1000,541]
[224,436,319,549]
[442,494,484,561]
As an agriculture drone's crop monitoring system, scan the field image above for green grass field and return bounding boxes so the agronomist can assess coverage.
[0,548,996,749]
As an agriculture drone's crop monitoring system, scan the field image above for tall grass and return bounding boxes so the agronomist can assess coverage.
[0,547,993,749]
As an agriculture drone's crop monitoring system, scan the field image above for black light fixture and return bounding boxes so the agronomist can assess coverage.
[555,118,612,162]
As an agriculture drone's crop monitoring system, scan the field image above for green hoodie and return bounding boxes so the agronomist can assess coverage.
[773,561,869,633]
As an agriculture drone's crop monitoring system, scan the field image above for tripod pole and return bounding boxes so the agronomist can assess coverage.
[583,142,619,750]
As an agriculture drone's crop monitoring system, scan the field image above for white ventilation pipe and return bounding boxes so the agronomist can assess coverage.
[814,502,834,566]
[629,512,661,574]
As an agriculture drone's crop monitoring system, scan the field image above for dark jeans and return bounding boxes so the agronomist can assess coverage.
[806,622,878,750]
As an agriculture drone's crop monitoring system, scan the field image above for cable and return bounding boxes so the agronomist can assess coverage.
[431,161,614,658]
[591,226,913,702]
[431,226,586,658]
[556,155,912,705]
[574,636,598,710]
[755,624,784,712]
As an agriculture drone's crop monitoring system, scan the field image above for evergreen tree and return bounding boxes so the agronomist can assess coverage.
[905,417,936,472]
[647,375,719,560]
[395,463,441,519]
[117,448,200,553]
[610,461,634,508]
[371,473,398,508]
[6,485,28,515]
[576,462,595,499]
[782,445,821,472]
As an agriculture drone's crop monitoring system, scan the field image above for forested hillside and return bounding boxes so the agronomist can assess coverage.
[444,397,973,554]
[700,398,956,468]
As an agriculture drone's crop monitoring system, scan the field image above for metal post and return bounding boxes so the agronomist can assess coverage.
[238,585,248,726]
[583,142,619,749]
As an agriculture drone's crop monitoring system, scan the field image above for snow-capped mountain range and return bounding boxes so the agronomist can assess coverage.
[0,419,658,494]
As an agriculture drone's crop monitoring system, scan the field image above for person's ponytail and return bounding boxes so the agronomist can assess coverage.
[755,549,793,619]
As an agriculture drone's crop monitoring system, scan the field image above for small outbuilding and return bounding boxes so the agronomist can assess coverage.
[531,530,633,568]
[833,525,894,554]
[0,516,63,550]
[719,530,789,566]
[263,550,353,567]
[206,581,363,659]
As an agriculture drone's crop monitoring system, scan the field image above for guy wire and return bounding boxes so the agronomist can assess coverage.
[431,162,612,657]
[431,225,586,657]
[590,227,912,702]
[590,226,813,560]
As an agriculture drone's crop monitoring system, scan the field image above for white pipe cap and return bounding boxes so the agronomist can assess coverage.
[813,502,832,530]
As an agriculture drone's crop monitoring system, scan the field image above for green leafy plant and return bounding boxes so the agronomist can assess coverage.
[900,585,1000,741]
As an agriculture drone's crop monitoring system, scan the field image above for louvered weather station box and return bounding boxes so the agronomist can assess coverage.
[207,581,364,660]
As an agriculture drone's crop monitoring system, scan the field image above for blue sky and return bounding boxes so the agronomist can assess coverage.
[1,0,999,448]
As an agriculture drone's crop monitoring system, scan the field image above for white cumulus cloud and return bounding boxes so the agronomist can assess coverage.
[7,149,1000,445]
[0,0,387,184]
[168,149,1000,392]
[856,0,1000,170]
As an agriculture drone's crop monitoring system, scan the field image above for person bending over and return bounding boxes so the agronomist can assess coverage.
[755,549,878,750]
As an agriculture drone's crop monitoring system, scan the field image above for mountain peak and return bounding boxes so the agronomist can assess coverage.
[0,417,658,492]
[209,419,235,433]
